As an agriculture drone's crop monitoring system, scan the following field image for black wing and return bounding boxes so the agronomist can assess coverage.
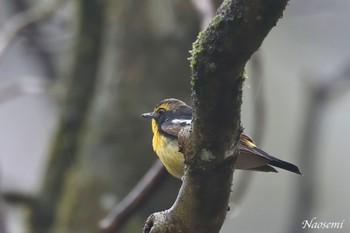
[160,105,192,137]
[161,119,191,138]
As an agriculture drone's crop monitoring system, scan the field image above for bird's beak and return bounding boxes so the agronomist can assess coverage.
[141,112,156,119]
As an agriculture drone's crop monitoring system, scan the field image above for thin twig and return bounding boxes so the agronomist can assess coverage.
[0,80,46,104]
[230,53,266,206]
[0,0,68,62]
[250,53,266,145]
[2,192,35,205]
[99,160,167,233]
[6,0,60,79]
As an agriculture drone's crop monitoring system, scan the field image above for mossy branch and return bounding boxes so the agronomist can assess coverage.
[144,0,289,232]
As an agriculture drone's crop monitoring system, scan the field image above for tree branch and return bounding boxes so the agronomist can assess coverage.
[5,0,62,79]
[0,0,67,62]
[99,160,167,233]
[143,0,289,232]
[0,80,45,104]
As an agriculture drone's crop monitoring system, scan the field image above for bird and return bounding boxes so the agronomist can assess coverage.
[141,98,301,178]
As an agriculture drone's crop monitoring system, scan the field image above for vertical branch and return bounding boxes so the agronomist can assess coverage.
[29,1,106,232]
[288,65,350,233]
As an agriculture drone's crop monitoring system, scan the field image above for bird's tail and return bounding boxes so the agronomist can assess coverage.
[253,146,302,175]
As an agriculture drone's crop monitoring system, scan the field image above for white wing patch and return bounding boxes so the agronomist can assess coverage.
[171,119,191,126]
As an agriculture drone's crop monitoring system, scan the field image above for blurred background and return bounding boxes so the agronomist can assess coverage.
[0,0,349,233]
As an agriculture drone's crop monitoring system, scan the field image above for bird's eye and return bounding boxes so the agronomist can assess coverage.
[157,108,165,115]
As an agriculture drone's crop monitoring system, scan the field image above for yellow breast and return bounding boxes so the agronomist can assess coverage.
[152,129,184,178]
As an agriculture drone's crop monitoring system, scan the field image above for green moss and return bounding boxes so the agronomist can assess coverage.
[189,31,204,70]
[222,0,229,7]
[211,15,221,27]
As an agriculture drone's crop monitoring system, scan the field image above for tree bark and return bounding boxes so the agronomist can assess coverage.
[143,0,289,232]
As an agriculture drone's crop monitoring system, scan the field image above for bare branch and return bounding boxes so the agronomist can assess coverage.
[2,191,35,205]
[99,160,167,233]
[0,0,67,61]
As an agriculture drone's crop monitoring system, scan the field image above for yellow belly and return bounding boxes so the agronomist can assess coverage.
[152,134,184,178]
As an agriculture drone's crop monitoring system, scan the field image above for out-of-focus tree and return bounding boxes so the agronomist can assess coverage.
[29,0,199,233]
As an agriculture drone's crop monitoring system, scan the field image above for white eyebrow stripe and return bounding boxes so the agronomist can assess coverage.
[171,119,191,125]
